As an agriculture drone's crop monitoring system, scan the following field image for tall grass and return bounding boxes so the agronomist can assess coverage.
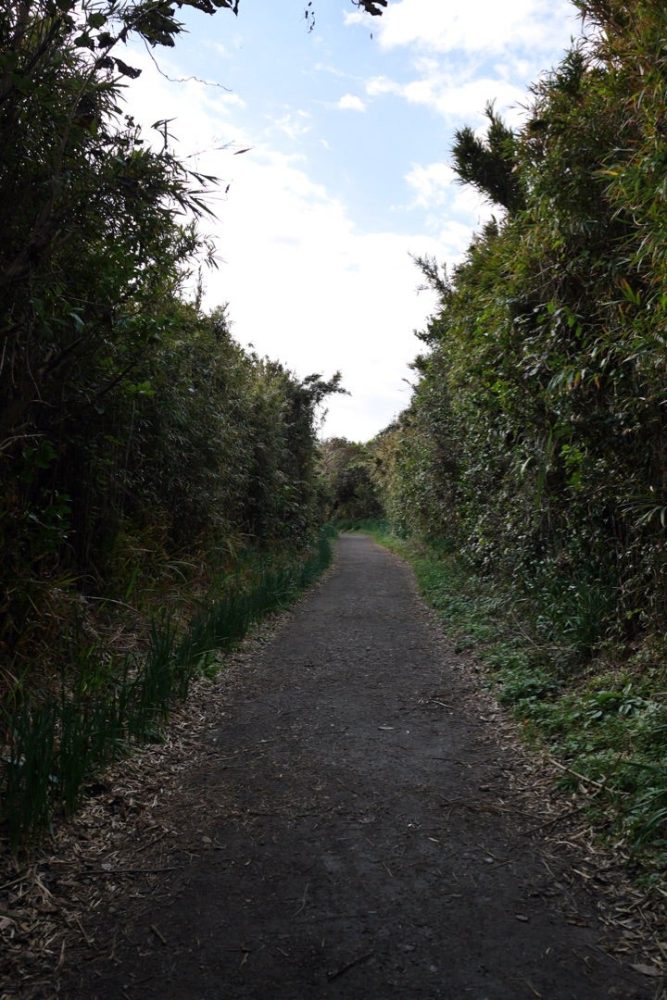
[1,529,335,848]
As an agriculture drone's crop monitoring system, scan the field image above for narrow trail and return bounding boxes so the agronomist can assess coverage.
[66,535,648,999]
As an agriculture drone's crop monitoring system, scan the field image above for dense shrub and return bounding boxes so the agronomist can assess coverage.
[0,2,341,688]
[373,0,666,654]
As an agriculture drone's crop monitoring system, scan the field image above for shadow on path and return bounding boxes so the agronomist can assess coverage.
[66,535,648,999]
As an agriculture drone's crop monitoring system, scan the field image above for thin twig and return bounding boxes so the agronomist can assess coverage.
[142,40,232,92]
[76,866,178,878]
[131,831,168,856]
[293,880,310,917]
[525,799,599,835]
[327,950,375,982]
[150,924,167,946]
[548,757,609,792]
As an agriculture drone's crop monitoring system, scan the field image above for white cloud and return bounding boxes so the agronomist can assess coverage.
[314,62,351,79]
[450,185,497,227]
[215,91,246,110]
[337,93,366,112]
[428,218,479,259]
[365,75,397,98]
[366,67,528,125]
[403,161,496,238]
[272,110,312,141]
[213,152,443,437]
[343,12,365,27]
[112,3,585,441]
[117,48,443,441]
[352,0,580,133]
[206,41,231,59]
[350,0,577,57]
[405,162,457,209]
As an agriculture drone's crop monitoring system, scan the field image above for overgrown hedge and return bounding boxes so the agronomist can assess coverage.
[373,0,666,656]
[0,3,341,692]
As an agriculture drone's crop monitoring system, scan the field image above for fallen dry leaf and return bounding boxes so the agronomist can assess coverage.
[630,963,663,978]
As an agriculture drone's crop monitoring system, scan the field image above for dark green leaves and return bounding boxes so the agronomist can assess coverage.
[354,0,388,14]
[113,56,141,78]
[452,104,525,213]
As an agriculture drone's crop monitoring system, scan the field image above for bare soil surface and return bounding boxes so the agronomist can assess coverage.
[56,534,654,999]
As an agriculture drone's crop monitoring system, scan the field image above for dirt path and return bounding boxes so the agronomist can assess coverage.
[64,535,650,999]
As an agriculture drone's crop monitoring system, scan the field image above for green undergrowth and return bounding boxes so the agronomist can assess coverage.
[361,522,667,883]
[1,528,335,850]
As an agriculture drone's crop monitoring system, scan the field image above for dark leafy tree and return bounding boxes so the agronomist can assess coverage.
[452,103,525,213]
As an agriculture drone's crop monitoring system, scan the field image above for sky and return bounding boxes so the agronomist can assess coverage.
[123,0,582,441]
